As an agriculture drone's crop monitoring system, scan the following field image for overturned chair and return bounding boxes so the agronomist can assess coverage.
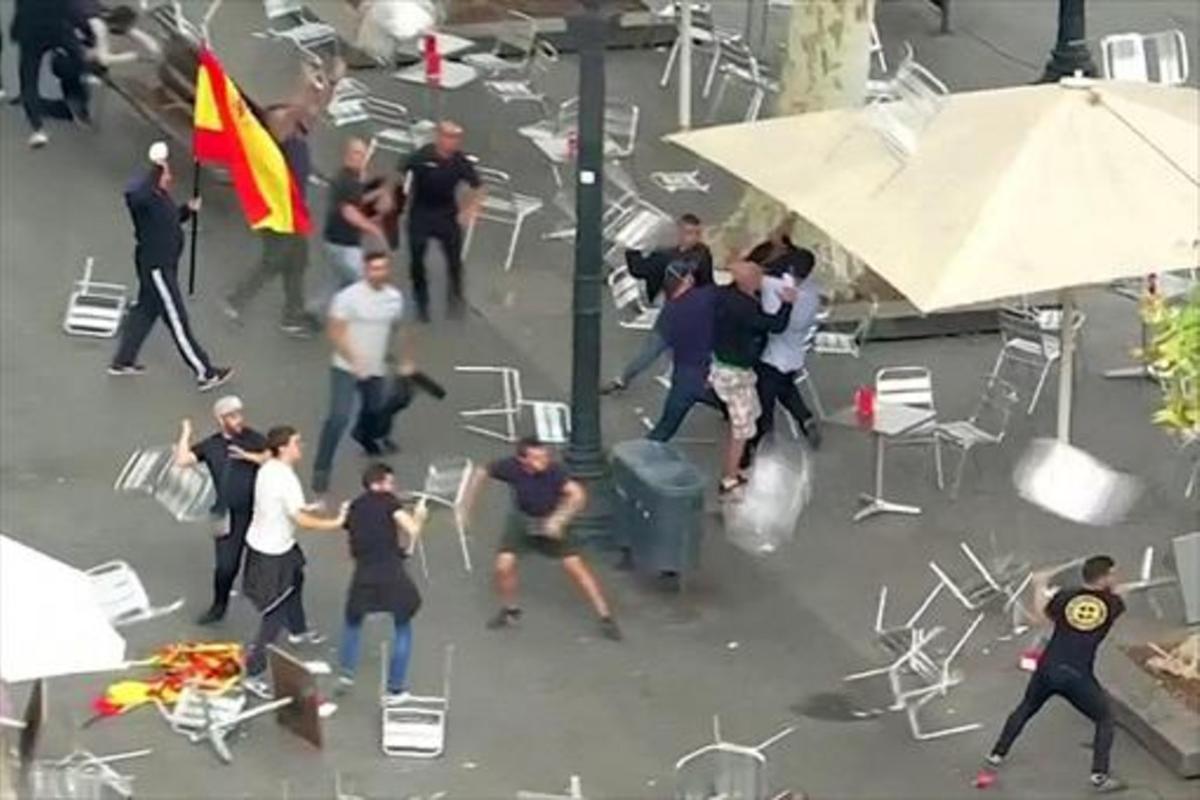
[381,644,453,758]
[455,366,570,444]
[674,715,797,800]
[64,257,128,338]
[87,560,184,627]
[156,685,292,764]
[115,444,217,522]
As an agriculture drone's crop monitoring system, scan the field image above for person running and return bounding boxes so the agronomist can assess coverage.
[12,0,89,147]
[173,396,267,625]
[986,555,1127,794]
[314,137,388,314]
[401,121,482,322]
[744,248,823,465]
[601,214,713,395]
[241,426,346,698]
[311,251,410,494]
[334,463,428,699]
[109,143,232,391]
[462,439,621,641]
[645,264,725,442]
[710,261,793,497]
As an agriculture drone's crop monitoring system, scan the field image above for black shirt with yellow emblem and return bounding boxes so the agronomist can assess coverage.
[1041,586,1124,673]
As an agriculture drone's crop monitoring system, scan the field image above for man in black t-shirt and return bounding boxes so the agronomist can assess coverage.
[400,121,482,323]
[173,395,268,625]
[317,138,387,312]
[987,555,1127,793]
[462,438,621,640]
[335,463,427,699]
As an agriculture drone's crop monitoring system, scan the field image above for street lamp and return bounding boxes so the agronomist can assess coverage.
[564,0,616,540]
[1040,0,1098,82]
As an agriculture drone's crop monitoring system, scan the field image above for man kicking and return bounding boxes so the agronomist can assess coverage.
[986,555,1127,793]
[463,438,621,641]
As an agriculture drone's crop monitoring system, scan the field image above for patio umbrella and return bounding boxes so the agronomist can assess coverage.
[669,79,1200,440]
[0,535,126,683]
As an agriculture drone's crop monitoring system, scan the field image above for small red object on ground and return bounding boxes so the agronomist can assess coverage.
[973,769,998,789]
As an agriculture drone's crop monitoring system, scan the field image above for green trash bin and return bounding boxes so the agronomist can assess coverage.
[610,440,706,576]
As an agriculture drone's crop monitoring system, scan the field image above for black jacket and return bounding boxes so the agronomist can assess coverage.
[125,168,192,270]
[713,285,791,368]
[625,243,713,304]
[11,0,76,43]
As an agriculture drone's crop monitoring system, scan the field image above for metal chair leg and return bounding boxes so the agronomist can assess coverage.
[702,46,721,97]
[933,437,945,490]
[505,215,524,272]
[949,446,970,499]
[660,38,680,87]
[1028,360,1054,414]
[707,75,730,123]
[1186,458,1199,498]
[803,371,825,419]
[462,219,477,260]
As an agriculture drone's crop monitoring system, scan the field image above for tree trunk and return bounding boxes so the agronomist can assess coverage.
[711,0,876,298]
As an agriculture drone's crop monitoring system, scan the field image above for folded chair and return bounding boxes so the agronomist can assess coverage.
[381,644,453,758]
[64,257,127,338]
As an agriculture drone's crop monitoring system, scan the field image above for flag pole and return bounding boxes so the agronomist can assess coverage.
[187,159,200,296]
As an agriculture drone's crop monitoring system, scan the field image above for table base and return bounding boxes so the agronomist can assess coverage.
[1103,365,1155,381]
[854,493,922,522]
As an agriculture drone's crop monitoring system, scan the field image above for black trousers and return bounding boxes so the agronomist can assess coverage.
[246,572,309,676]
[17,34,88,131]
[408,214,464,320]
[113,262,216,379]
[745,362,813,462]
[211,507,252,612]
[991,663,1115,775]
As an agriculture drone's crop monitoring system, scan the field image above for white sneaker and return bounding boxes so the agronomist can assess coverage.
[286,630,327,646]
[0,88,8,102]
[242,676,273,699]
[28,131,48,149]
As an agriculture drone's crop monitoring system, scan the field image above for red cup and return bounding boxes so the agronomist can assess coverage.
[854,386,875,418]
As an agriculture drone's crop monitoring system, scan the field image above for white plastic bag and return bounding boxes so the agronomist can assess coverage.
[1013,438,1141,526]
[725,439,813,555]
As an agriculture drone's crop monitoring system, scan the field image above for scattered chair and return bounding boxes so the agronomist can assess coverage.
[359,96,425,159]
[114,445,217,522]
[649,170,710,194]
[705,37,779,123]
[602,195,674,266]
[607,266,661,331]
[1100,29,1189,85]
[673,715,796,800]
[403,458,475,574]
[865,47,949,157]
[462,167,544,272]
[658,3,741,99]
[156,686,291,764]
[381,644,453,758]
[928,540,1032,614]
[812,297,877,358]
[86,560,184,627]
[259,0,338,52]
[988,308,1081,414]
[64,257,128,338]
[484,40,559,116]
[455,366,571,444]
[518,97,640,161]
[462,10,538,75]
[875,366,944,487]
[933,378,1019,497]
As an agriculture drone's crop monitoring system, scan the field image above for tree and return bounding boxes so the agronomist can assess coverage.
[710,0,877,296]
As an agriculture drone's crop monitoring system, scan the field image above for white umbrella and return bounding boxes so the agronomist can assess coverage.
[0,535,126,683]
[670,79,1200,440]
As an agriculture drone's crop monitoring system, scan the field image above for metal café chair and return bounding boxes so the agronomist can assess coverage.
[933,378,1019,498]
[928,540,1032,613]
[674,716,796,800]
[462,10,538,75]
[64,257,128,338]
[462,166,544,272]
[874,366,944,488]
[865,48,949,157]
[812,297,877,358]
[1101,29,1189,85]
[484,40,559,117]
[86,560,185,627]
[380,644,453,758]
[403,457,475,575]
[455,366,571,444]
[360,96,424,159]
[114,445,217,522]
[259,0,338,53]
[784,325,826,428]
[988,307,1083,414]
[607,266,661,331]
[706,37,779,123]
[658,3,740,99]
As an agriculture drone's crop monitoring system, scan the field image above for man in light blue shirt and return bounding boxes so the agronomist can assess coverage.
[746,248,823,463]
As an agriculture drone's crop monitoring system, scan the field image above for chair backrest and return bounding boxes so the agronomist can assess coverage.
[854,297,878,346]
[1102,33,1150,81]
[88,561,151,624]
[867,51,948,157]
[1147,30,1190,85]
[719,37,768,84]
[869,21,887,74]
[263,0,301,22]
[604,198,673,252]
[875,367,935,410]
[997,307,1053,356]
[1102,30,1189,84]
[363,96,411,129]
[970,379,1019,441]
[474,166,520,224]
[529,39,560,78]
[495,10,538,62]
[604,101,640,157]
[422,457,474,506]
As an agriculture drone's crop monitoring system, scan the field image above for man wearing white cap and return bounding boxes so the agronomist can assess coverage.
[109,143,233,392]
[174,395,268,624]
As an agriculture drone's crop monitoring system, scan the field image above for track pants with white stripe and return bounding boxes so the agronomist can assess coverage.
[112,262,216,380]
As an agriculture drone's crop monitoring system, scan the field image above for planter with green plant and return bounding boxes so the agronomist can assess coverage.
[1141,285,1199,439]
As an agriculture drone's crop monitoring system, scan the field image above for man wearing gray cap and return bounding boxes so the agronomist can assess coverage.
[174,395,267,625]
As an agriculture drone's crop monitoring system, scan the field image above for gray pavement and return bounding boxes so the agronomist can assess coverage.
[1,1,1198,798]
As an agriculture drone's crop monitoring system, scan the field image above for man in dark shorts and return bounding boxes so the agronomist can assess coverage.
[986,555,1127,793]
[173,395,267,625]
[335,463,428,699]
[463,439,621,641]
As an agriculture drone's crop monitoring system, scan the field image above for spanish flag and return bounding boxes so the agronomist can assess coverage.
[193,48,311,235]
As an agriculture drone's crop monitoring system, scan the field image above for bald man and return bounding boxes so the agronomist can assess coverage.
[316,137,389,314]
[401,121,482,322]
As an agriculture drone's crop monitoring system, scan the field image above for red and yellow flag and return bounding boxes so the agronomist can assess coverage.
[193,48,311,235]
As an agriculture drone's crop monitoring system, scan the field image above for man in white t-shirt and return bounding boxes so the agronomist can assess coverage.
[242,425,346,697]
[311,251,409,494]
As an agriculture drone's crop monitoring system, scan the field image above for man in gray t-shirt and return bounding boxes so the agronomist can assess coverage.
[312,252,407,493]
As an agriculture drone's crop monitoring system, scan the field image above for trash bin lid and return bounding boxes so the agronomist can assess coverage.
[611,440,705,495]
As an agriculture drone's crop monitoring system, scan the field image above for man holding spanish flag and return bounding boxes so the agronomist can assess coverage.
[192,47,324,336]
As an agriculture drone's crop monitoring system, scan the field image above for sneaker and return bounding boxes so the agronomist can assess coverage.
[242,676,273,700]
[286,630,327,646]
[333,675,355,698]
[106,363,146,377]
[220,301,243,324]
[486,607,522,630]
[195,605,226,626]
[599,617,623,641]
[599,379,626,396]
[1090,774,1125,794]
[803,420,823,450]
[984,754,1003,769]
[279,322,312,339]
[28,130,48,148]
[382,689,410,704]
[197,367,234,393]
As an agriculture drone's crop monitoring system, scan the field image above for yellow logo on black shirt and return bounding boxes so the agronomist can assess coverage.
[1064,593,1108,632]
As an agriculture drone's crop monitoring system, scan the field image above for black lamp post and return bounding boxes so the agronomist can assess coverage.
[1040,0,1098,82]
[564,0,616,541]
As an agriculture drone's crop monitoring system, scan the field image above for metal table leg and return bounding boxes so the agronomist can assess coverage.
[854,433,923,521]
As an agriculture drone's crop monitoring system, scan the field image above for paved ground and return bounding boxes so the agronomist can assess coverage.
[0,1,1197,798]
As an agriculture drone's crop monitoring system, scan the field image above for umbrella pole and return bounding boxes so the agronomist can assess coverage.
[1057,290,1077,442]
[678,1,692,130]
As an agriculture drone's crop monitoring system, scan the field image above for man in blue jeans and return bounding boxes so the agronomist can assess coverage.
[645,265,725,441]
[335,463,428,698]
[312,252,410,494]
